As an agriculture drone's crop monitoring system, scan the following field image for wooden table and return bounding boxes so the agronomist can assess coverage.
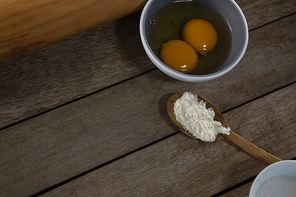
[0,0,295,196]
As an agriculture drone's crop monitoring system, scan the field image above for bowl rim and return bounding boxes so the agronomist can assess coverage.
[249,160,296,197]
[139,0,249,82]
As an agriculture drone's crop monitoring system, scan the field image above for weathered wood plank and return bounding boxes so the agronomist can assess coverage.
[237,0,296,30]
[41,83,296,197]
[0,12,152,128]
[0,0,295,128]
[0,15,295,197]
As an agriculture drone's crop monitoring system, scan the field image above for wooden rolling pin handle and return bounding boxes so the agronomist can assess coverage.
[0,0,148,62]
[222,131,282,165]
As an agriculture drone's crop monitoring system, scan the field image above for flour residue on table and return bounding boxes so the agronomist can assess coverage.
[174,92,230,142]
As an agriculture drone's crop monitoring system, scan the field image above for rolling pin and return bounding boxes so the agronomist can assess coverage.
[0,0,147,62]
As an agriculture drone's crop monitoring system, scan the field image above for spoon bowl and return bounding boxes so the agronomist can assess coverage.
[167,92,282,165]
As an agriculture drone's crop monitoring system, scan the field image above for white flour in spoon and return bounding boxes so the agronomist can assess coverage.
[174,92,230,142]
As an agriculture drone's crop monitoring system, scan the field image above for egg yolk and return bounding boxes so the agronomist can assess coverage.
[182,19,217,54]
[160,39,198,73]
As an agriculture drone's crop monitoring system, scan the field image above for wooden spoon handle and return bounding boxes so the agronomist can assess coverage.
[221,131,282,165]
[0,0,147,62]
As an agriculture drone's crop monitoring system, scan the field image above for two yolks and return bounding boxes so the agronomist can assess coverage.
[160,19,217,73]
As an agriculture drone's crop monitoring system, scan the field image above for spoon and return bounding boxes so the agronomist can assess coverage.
[167,92,282,165]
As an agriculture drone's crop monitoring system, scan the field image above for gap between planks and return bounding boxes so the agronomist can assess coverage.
[30,82,296,197]
[0,3,294,197]
[37,82,296,196]
[1,12,295,133]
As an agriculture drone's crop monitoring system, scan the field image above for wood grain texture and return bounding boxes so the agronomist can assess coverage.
[0,12,152,128]
[0,0,295,129]
[0,15,295,196]
[41,83,296,197]
[221,182,253,197]
[167,93,282,165]
[236,0,296,30]
[221,131,282,165]
[0,0,147,62]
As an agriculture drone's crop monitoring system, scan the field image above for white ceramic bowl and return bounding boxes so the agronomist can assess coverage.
[140,0,248,82]
[249,160,296,197]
